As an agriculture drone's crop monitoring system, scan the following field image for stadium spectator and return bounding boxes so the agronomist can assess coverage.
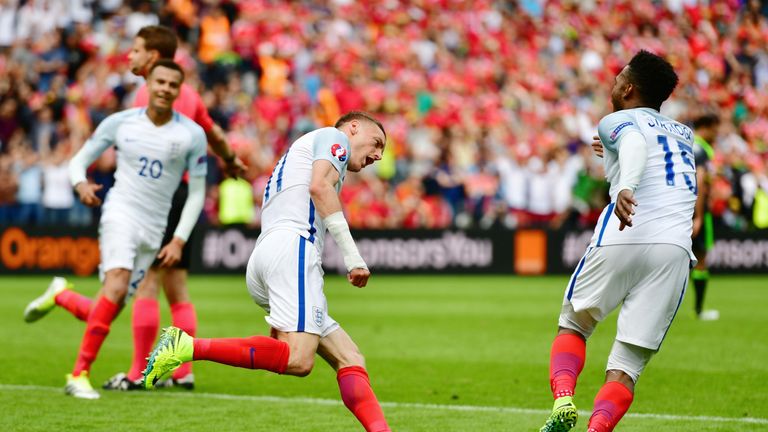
[13,144,43,225]
[0,0,17,49]
[0,153,18,224]
[142,112,391,432]
[0,99,21,151]
[125,1,158,39]
[161,0,197,42]
[40,143,74,226]
[16,0,62,42]
[198,5,232,87]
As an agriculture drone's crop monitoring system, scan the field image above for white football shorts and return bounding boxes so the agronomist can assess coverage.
[559,243,690,351]
[98,212,162,299]
[246,230,339,337]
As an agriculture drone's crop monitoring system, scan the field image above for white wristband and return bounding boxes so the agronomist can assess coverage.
[324,211,367,272]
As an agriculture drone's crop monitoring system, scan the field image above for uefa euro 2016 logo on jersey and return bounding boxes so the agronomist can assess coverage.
[331,144,347,162]
[313,306,324,327]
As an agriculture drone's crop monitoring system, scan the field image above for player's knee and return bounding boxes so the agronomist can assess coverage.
[605,369,635,392]
[558,305,597,340]
[286,348,316,377]
[287,357,315,377]
[293,365,313,377]
[134,279,158,298]
[557,326,587,341]
[133,268,160,298]
[558,319,594,341]
[103,271,131,304]
[104,285,128,304]
[606,340,654,385]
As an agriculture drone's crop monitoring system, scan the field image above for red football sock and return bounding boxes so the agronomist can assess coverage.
[126,298,159,381]
[54,289,93,322]
[72,296,120,376]
[171,302,197,379]
[549,333,586,398]
[337,366,391,432]
[192,336,289,373]
[587,381,634,432]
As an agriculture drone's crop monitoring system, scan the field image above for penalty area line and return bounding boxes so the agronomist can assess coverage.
[1,384,766,425]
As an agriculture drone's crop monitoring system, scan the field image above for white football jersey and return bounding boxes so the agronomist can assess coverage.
[260,127,350,252]
[84,108,207,240]
[594,107,696,260]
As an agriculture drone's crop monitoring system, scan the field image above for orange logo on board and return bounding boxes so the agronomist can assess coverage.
[0,227,100,276]
[514,230,547,275]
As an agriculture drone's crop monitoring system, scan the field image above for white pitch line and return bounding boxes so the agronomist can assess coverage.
[1,384,766,425]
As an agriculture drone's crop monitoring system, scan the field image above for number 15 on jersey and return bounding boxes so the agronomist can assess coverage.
[657,135,696,195]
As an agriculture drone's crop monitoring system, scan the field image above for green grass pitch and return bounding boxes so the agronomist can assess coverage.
[1,274,766,431]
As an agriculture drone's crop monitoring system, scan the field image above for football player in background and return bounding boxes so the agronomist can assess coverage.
[23,61,207,399]
[103,25,244,391]
[691,113,720,321]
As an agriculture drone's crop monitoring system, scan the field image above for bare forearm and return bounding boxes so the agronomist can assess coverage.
[205,123,235,160]
[693,193,705,221]
[695,169,708,216]
[310,181,343,218]
[692,170,707,236]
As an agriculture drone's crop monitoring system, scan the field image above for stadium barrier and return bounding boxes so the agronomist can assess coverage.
[2,225,768,275]
[0,226,100,276]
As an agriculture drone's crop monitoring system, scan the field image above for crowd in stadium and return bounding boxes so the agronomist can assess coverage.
[0,0,767,231]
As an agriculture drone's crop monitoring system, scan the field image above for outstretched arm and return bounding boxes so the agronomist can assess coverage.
[206,123,245,178]
[310,160,369,287]
[172,85,245,178]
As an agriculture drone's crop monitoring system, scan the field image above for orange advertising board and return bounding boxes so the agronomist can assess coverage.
[514,229,547,275]
[0,227,100,276]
